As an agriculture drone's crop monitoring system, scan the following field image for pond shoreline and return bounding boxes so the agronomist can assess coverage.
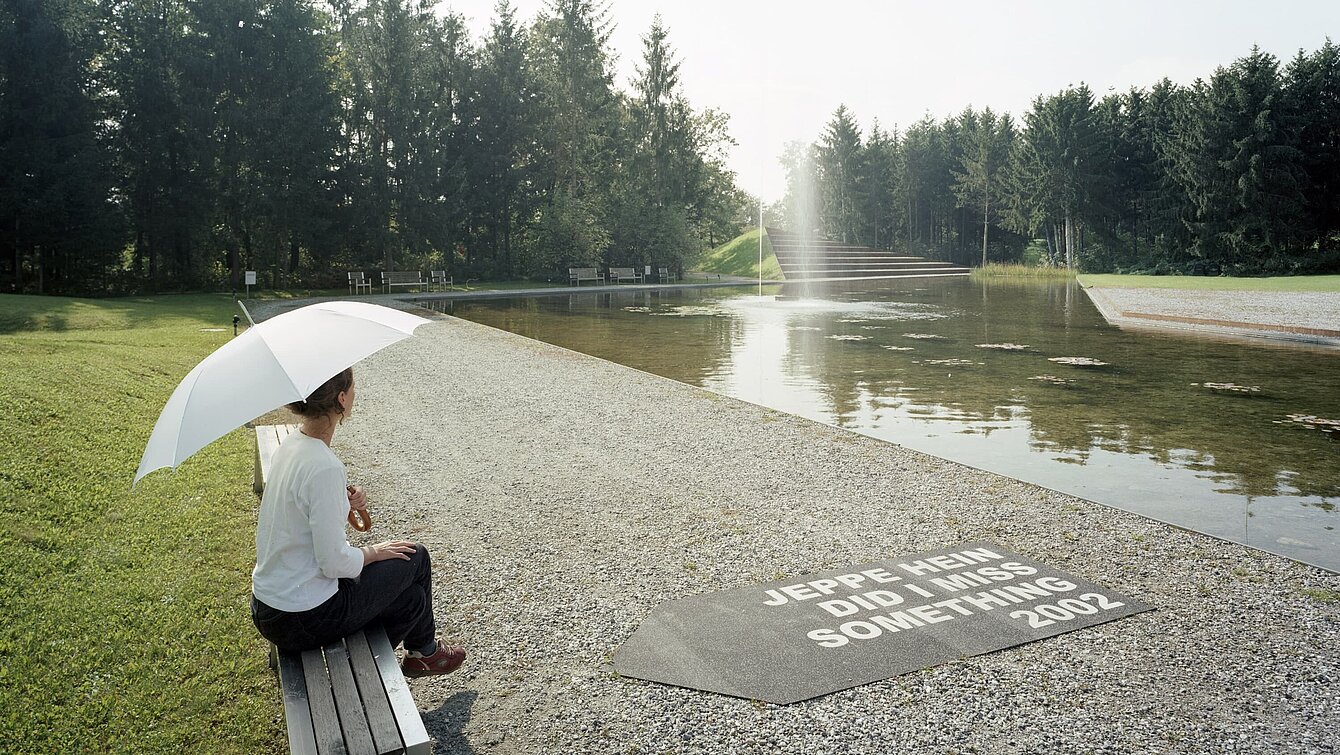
[1081,284,1340,348]
[332,312,1338,753]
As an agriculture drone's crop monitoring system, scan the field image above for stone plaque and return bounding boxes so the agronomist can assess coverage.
[613,541,1152,704]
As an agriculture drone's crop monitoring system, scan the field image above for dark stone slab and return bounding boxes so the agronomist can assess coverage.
[613,541,1153,704]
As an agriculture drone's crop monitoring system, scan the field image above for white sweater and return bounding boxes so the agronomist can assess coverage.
[252,432,364,612]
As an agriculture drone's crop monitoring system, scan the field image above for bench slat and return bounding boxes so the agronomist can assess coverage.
[324,639,378,755]
[254,423,298,494]
[278,650,320,755]
[347,630,405,755]
[300,648,348,755]
[367,629,431,755]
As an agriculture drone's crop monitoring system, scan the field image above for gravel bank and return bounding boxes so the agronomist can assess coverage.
[1083,286,1340,346]
[308,310,1340,755]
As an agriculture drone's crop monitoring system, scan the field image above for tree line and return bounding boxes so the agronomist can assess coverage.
[778,42,1340,275]
[1,0,749,295]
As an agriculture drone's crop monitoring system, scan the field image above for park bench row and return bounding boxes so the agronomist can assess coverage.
[569,266,677,286]
[347,271,452,295]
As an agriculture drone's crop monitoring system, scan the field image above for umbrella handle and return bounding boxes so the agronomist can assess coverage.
[348,508,372,532]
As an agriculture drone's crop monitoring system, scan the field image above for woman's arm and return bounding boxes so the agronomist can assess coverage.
[308,468,365,579]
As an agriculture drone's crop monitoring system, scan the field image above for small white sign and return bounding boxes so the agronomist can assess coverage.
[244,271,257,285]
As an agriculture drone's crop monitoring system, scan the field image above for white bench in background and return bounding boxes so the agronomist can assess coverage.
[609,267,643,284]
[382,271,427,293]
[568,267,604,286]
[348,272,373,295]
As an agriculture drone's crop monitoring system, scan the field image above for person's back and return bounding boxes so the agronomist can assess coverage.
[249,367,465,676]
[253,432,359,612]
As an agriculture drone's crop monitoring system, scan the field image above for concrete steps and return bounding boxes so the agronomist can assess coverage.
[766,227,969,281]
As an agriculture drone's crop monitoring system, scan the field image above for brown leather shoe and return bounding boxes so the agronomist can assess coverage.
[402,640,466,677]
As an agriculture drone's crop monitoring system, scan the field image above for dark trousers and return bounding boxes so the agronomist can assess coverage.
[252,543,436,653]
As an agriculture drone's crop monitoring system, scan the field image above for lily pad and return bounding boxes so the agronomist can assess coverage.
[1048,356,1109,367]
[976,343,1032,351]
[922,358,982,366]
[1195,382,1262,394]
[1280,413,1340,435]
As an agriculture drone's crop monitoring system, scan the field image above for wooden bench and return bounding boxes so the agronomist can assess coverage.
[254,426,430,754]
[381,271,426,293]
[254,423,299,494]
[271,628,430,755]
[609,267,642,284]
[348,272,373,295]
[568,267,604,286]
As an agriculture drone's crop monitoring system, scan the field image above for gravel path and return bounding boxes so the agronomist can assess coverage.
[1083,287,1340,346]
[321,310,1339,755]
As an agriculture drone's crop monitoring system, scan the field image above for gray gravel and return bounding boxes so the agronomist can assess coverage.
[1083,286,1340,346]
[306,309,1340,755]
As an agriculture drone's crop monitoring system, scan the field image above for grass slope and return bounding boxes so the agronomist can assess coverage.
[1078,273,1340,292]
[696,228,784,280]
[0,294,283,753]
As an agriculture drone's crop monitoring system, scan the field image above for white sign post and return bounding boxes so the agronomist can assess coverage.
[244,270,257,298]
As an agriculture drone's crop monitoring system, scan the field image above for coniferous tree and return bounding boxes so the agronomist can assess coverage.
[899,117,938,254]
[528,0,619,272]
[1170,48,1308,272]
[1007,85,1103,268]
[469,0,536,275]
[337,0,469,274]
[861,122,900,249]
[815,105,863,244]
[107,0,214,288]
[259,0,343,280]
[1,0,123,293]
[1287,39,1340,260]
[619,14,689,270]
[953,107,1015,266]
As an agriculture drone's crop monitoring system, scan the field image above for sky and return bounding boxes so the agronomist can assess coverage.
[442,0,1340,202]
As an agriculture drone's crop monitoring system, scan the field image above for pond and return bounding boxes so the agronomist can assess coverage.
[423,278,1340,573]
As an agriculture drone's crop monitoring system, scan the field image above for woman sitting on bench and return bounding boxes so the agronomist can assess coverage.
[250,367,466,677]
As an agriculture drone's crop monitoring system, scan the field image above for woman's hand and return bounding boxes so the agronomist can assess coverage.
[347,485,367,512]
[362,540,417,565]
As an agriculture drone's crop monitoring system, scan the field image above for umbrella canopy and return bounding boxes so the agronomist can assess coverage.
[135,301,431,485]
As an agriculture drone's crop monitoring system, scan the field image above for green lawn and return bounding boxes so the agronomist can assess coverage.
[0,293,283,753]
[1078,273,1340,292]
[695,228,784,280]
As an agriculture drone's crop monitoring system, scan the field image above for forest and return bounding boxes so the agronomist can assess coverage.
[1,0,749,294]
[4,1,1340,296]
[778,42,1340,275]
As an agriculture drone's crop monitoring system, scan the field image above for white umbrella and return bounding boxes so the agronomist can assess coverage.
[135,300,431,486]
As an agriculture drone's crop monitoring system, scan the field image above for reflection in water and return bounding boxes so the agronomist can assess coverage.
[427,279,1340,572]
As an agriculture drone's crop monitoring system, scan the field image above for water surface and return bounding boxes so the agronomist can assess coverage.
[427,279,1340,572]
